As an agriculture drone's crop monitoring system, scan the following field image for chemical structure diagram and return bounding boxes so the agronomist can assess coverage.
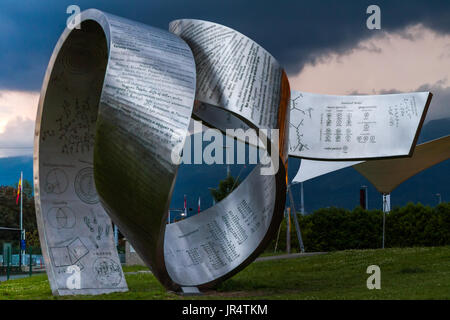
[289,93,314,153]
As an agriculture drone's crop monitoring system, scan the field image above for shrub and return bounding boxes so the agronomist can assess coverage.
[266,203,450,252]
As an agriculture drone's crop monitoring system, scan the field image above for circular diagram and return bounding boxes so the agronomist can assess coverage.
[47,206,76,229]
[45,168,69,194]
[93,258,122,287]
[74,167,99,204]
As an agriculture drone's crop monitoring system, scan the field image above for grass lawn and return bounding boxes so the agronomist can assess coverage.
[1,246,449,299]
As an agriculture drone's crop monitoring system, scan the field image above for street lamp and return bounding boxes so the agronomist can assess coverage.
[300,182,305,214]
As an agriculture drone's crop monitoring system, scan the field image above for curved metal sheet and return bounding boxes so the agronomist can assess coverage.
[34,9,128,295]
[288,90,432,160]
[170,19,283,131]
[37,9,437,295]
[166,19,290,290]
[35,11,289,294]
[35,9,197,295]
[92,14,197,291]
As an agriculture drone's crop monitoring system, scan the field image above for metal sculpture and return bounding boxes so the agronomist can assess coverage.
[34,9,433,295]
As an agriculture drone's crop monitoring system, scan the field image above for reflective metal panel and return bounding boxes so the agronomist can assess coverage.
[34,10,128,295]
[170,19,283,131]
[35,11,288,293]
[37,9,434,295]
[35,9,197,295]
[165,166,277,285]
[167,19,290,290]
[288,91,432,160]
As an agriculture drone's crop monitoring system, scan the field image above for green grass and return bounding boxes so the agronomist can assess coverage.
[1,246,450,299]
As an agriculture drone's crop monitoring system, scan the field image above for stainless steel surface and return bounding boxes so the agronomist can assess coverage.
[170,19,283,131]
[34,9,196,295]
[288,91,432,160]
[35,11,289,293]
[164,168,277,286]
[35,9,433,295]
[166,19,290,290]
[34,10,129,295]
[92,12,197,291]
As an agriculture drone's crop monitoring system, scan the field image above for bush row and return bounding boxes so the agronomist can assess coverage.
[266,202,450,252]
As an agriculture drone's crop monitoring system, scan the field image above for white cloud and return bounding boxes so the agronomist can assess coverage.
[0,116,35,157]
[0,90,39,157]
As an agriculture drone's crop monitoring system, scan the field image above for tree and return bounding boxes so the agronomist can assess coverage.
[26,229,41,249]
[0,183,37,248]
[209,174,241,203]
[21,179,33,199]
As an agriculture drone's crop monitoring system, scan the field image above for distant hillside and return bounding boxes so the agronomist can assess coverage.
[0,118,448,214]
[287,117,450,212]
[418,118,450,143]
[287,158,449,213]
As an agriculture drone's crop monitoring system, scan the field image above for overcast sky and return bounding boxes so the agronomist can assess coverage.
[1,0,449,157]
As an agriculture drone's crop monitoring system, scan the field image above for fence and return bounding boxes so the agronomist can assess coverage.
[0,243,44,280]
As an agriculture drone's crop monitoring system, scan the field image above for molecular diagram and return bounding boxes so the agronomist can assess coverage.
[289,94,313,153]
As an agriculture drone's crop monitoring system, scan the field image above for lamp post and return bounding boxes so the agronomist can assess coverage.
[382,193,390,249]
[300,182,305,214]
[360,185,369,210]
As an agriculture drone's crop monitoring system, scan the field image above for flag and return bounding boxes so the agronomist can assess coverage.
[16,177,22,205]
[198,196,201,213]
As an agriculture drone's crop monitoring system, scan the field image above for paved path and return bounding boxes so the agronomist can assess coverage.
[255,252,328,262]
[0,273,42,282]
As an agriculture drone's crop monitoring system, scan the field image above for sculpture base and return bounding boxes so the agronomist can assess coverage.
[179,286,202,296]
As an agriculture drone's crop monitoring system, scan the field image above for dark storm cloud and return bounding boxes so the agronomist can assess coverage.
[1,0,449,90]
[349,78,450,122]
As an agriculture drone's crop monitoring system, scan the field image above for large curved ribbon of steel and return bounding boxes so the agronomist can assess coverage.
[35,9,289,294]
